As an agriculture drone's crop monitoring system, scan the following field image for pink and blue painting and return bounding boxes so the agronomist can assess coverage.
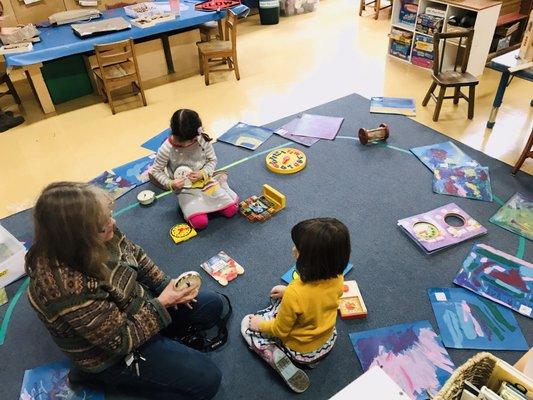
[489,192,532,241]
[90,171,136,200]
[19,360,104,400]
[349,320,455,400]
[428,288,528,351]
[112,154,155,186]
[410,141,479,172]
[218,122,274,150]
[432,165,493,202]
[454,243,533,318]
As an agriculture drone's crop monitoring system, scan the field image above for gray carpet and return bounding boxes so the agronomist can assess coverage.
[1,92,531,400]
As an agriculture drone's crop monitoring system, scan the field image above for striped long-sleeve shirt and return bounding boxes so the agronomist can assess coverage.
[27,229,172,373]
[150,136,217,190]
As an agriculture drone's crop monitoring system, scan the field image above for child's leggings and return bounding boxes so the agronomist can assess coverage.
[188,203,238,230]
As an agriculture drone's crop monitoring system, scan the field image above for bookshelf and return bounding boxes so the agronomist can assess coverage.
[388,0,502,76]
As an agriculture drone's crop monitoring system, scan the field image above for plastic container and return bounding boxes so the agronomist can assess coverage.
[259,0,280,25]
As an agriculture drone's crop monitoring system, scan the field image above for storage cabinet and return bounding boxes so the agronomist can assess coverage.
[388,0,502,76]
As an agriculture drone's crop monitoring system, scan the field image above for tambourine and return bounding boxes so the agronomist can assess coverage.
[174,271,202,291]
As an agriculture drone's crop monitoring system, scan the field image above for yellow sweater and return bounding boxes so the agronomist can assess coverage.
[259,275,344,353]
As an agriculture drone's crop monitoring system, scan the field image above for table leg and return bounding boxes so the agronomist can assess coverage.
[487,70,510,129]
[161,34,175,74]
[24,64,55,114]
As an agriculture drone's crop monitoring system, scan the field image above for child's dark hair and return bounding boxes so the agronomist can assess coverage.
[170,109,212,142]
[291,218,350,282]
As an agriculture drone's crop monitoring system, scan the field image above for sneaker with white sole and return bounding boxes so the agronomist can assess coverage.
[270,346,310,393]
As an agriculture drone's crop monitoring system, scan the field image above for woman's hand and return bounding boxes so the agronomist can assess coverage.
[157,280,198,308]
[171,178,185,190]
[249,315,264,331]
[188,171,203,182]
[270,285,287,299]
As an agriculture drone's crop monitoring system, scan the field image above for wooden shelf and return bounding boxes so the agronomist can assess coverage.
[496,11,528,25]
[392,22,416,31]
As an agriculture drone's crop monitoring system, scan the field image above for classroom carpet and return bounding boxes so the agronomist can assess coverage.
[1,93,532,400]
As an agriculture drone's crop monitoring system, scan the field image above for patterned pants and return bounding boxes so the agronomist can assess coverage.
[241,298,337,366]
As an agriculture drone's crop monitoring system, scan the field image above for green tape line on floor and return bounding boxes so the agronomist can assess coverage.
[0,278,30,346]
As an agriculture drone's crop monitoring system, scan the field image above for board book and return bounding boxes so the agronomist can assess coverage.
[397,203,486,254]
[217,122,273,150]
[339,280,367,319]
[238,184,285,222]
[370,97,416,116]
[201,251,244,286]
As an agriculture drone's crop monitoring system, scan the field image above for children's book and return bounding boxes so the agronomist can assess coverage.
[291,113,344,140]
[410,141,479,172]
[489,192,532,241]
[89,171,136,200]
[0,224,26,289]
[0,287,7,306]
[397,203,487,254]
[217,122,274,150]
[19,359,105,400]
[201,251,244,286]
[454,243,533,318]
[112,154,156,186]
[432,165,493,202]
[281,262,353,284]
[427,287,528,350]
[339,280,367,319]
[273,118,320,147]
[349,320,455,400]
[369,97,416,117]
[141,128,170,152]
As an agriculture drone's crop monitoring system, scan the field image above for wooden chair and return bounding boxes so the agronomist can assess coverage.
[359,0,392,20]
[196,10,240,86]
[199,20,224,42]
[512,128,533,174]
[92,39,146,114]
[422,30,479,122]
[0,72,21,106]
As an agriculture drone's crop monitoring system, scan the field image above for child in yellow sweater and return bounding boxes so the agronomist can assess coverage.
[241,218,351,393]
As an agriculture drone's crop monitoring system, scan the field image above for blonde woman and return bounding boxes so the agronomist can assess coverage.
[26,182,222,399]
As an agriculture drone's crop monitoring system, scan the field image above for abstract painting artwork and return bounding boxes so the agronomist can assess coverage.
[20,360,104,400]
[410,141,479,172]
[218,122,274,150]
[292,113,344,140]
[349,320,455,400]
[428,288,528,350]
[90,171,136,200]
[274,118,320,147]
[489,192,532,241]
[454,243,533,318]
[112,154,156,186]
[432,165,493,202]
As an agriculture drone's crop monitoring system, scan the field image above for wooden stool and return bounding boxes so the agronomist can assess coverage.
[512,128,533,174]
[359,0,392,20]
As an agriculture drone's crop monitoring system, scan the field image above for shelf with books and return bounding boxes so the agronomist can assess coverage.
[411,33,435,68]
[389,27,414,60]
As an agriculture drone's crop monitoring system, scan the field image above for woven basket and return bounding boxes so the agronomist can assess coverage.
[433,352,498,400]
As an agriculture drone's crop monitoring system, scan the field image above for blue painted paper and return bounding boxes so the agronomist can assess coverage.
[141,128,170,152]
[349,321,455,400]
[428,287,528,350]
[281,262,353,284]
[432,165,493,202]
[218,122,274,150]
[489,192,532,241]
[90,171,136,200]
[111,154,156,186]
[454,243,533,318]
[19,360,105,400]
[410,141,479,172]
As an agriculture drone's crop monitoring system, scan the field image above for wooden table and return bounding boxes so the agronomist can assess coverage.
[486,49,533,129]
[3,6,224,114]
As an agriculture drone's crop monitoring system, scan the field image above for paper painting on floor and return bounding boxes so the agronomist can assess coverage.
[19,360,104,400]
[432,165,493,202]
[274,118,320,147]
[454,243,533,318]
[112,154,156,186]
[291,113,343,140]
[218,122,274,150]
[427,287,528,351]
[349,320,455,400]
[489,192,532,241]
[141,128,170,152]
[90,171,136,200]
[410,141,479,172]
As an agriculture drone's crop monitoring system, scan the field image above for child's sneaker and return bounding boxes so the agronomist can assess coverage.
[270,347,309,393]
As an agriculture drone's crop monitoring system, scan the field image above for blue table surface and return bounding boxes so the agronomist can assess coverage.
[4,4,223,67]
[489,49,533,81]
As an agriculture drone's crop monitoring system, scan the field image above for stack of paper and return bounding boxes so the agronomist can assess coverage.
[274,113,344,147]
[0,224,26,288]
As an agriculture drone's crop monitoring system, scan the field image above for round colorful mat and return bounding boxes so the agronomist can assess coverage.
[265,148,307,174]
